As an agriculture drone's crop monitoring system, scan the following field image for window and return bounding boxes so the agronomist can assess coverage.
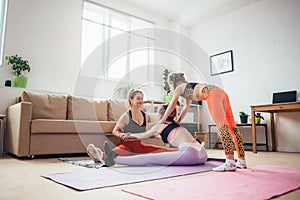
[0,0,7,66]
[81,1,155,82]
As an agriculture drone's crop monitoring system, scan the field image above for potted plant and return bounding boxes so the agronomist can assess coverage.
[255,113,264,124]
[115,82,142,99]
[163,68,172,102]
[239,111,249,124]
[5,54,31,88]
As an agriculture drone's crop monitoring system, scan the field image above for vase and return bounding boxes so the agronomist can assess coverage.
[13,76,28,88]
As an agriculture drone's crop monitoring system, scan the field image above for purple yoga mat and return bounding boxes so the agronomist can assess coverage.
[41,158,224,191]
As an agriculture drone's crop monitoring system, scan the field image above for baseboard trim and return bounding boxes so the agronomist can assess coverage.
[276,147,300,153]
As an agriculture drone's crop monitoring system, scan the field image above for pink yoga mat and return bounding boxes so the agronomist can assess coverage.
[122,165,300,200]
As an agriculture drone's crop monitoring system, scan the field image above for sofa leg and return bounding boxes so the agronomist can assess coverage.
[28,155,34,159]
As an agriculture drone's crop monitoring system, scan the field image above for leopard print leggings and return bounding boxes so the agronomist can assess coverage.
[201,86,245,158]
[219,125,245,158]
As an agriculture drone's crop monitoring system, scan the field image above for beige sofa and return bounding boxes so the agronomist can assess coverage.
[5,90,162,157]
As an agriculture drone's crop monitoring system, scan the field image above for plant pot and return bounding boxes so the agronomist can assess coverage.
[13,76,28,88]
[164,95,173,102]
[240,115,248,124]
[255,117,261,124]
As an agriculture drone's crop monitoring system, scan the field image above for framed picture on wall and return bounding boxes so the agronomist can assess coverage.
[210,50,234,76]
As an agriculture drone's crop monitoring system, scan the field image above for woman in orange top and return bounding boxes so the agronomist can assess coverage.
[159,72,247,172]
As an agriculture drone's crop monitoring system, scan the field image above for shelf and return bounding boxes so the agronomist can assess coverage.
[208,124,268,151]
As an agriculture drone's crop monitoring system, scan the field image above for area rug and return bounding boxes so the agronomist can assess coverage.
[41,158,224,191]
[122,165,300,200]
[58,157,105,169]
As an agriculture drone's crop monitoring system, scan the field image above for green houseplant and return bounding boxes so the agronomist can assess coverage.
[255,113,264,124]
[239,111,249,124]
[5,54,31,88]
[163,68,172,102]
[115,82,141,99]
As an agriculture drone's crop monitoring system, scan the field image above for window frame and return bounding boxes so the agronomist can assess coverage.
[81,0,155,82]
[0,0,7,66]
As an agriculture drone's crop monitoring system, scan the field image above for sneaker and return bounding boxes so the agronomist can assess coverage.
[87,144,103,163]
[103,141,118,167]
[236,160,247,169]
[212,162,237,172]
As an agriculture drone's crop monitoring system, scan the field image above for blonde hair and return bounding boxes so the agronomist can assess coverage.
[158,102,179,120]
[127,89,144,109]
[168,72,187,89]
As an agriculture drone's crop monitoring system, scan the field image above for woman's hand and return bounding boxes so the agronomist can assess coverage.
[121,132,138,141]
[175,116,182,124]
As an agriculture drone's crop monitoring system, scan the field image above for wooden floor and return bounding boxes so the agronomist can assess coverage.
[0,149,300,200]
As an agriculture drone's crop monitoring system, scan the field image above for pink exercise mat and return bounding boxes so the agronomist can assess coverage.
[122,165,300,200]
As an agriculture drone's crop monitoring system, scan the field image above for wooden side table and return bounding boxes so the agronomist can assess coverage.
[251,102,300,153]
[0,114,5,157]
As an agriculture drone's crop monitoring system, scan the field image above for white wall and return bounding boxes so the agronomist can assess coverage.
[190,0,300,152]
[0,0,82,94]
[0,0,175,99]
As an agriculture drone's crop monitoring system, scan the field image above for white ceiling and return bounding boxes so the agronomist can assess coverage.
[121,0,261,27]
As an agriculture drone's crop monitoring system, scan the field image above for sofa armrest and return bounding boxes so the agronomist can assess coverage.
[6,102,32,157]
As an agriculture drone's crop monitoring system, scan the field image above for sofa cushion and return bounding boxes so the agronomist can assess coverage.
[108,99,128,121]
[67,96,108,121]
[21,90,67,120]
[31,119,116,133]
